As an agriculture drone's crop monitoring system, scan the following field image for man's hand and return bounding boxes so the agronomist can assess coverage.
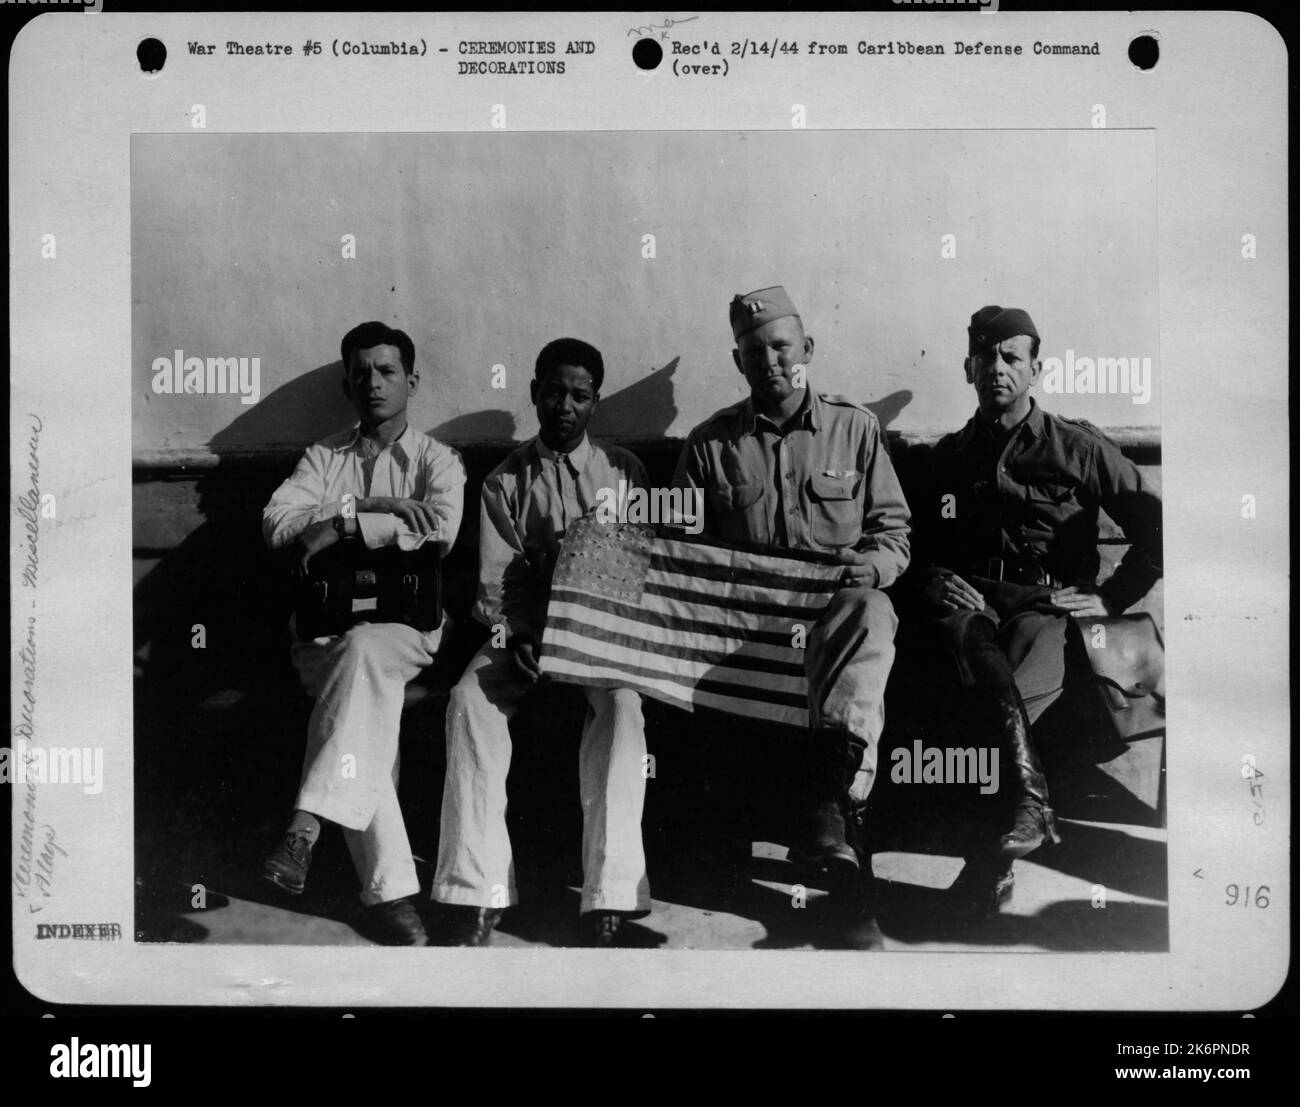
[923,567,986,613]
[509,634,544,683]
[833,548,878,589]
[290,519,339,578]
[357,496,442,536]
[1049,584,1116,617]
[848,769,873,806]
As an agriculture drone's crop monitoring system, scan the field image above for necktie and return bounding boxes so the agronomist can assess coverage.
[554,454,585,530]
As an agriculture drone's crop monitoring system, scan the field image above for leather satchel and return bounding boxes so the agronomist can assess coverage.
[1069,613,1166,743]
[293,539,442,639]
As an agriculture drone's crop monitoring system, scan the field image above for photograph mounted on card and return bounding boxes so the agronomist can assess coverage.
[8,9,1287,1012]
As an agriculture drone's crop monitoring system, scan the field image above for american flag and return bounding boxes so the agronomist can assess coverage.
[539,516,845,726]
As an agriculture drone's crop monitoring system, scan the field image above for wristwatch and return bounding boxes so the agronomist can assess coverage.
[332,514,356,540]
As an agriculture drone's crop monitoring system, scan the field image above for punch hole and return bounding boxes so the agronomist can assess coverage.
[632,38,663,70]
[137,37,167,75]
[1128,34,1158,70]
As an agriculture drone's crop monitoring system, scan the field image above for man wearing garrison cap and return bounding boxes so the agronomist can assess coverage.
[673,285,912,950]
[908,306,1163,916]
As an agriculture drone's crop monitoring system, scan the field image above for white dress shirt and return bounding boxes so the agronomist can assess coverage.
[262,422,466,556]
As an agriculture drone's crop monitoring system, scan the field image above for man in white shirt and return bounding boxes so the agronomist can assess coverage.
[261,321,466,945]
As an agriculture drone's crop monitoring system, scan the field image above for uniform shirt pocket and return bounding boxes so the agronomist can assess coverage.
[807,471,861,547]
[1021,480,1083,538]
[706,479,765,539]
[1025,480,1075,505]
[1024,480,1080,516]
[707,479,764,512]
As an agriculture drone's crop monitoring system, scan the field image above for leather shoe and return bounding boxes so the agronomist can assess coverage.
[362,897,429,946]
[578,911,624,948]
[804,798,861,877]
[824,869,884,951]
[948,859,1016,919]
[837,905,885,952]
[262,831,312,896]
[435,905,503,947]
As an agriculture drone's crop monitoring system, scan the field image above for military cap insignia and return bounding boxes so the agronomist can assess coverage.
[730,285,799,338]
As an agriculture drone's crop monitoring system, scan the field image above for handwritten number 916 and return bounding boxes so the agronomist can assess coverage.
[1225,884,1270,908]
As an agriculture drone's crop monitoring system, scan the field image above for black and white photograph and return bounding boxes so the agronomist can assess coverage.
[8,8,1289,1021]
[129,126,1167,954]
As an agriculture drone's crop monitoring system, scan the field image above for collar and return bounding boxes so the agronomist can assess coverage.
[534,433,592,473]
[1021,398,1045,439]
[963,397,1044,446]
[342,420,418,461]
[743,387,818,436]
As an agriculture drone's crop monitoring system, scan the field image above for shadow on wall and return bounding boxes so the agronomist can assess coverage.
[203,355,682,451]
[208,361,355,454]
[589,356,680,439]
[431,409,518,442]
[433,355,683,444]
[865,389,912,432]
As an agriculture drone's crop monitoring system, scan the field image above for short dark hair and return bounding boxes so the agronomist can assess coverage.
[535,337,604,392]
[341,322,415,376]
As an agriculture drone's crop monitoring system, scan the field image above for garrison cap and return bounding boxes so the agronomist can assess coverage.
[730,286,801,340]
[968,305,1039,356]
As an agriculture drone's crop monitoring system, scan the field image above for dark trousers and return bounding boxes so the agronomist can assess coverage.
[930,578,1068,725]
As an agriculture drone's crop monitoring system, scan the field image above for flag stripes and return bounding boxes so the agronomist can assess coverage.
[540,518,843,727]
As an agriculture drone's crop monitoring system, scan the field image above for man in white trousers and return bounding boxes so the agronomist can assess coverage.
[431,337,651,948]
[261,321,465,946]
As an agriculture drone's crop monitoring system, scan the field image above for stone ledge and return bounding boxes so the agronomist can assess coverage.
[134,426,1162,473]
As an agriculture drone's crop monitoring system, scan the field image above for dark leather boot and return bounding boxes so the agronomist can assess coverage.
[994,685,1062,860]
[956,618,1062,862]
[802,730,867,878]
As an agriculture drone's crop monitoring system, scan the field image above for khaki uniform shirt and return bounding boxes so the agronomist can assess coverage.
[672,388,911,588]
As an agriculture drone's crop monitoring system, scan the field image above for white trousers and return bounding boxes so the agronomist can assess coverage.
[291,620,440,907]
[432,642,650,914]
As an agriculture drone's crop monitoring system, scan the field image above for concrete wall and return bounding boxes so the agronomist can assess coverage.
[132,129,1158,458]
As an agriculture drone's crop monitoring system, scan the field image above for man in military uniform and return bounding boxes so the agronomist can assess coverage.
[910,305,1162,914]
[673,286,911,949]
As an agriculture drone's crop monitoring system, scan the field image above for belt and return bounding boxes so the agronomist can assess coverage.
[967,557,1060,589]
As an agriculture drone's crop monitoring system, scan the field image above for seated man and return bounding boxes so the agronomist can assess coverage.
[673,286,911,950]
[431,338,651,948]
[260,321,466,946]
[908,305,1163,915]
